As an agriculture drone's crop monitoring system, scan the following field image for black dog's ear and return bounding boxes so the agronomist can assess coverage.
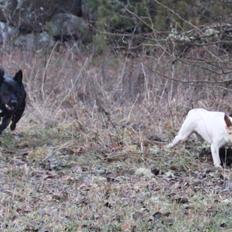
[14,70,23,83]
[0,69,4,84]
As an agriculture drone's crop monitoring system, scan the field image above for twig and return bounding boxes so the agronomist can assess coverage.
[146,65,232,85]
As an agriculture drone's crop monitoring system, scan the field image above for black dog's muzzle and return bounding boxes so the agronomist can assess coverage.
[5,99,18,111]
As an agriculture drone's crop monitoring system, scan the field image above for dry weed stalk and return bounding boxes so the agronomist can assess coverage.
[0,44,230,152]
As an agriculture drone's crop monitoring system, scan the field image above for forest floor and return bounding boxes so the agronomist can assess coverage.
[1,121,232,232]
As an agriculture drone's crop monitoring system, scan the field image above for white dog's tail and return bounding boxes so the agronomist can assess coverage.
[167,110,196,148]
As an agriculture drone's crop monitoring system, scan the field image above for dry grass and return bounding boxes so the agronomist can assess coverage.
[0,45,232,231]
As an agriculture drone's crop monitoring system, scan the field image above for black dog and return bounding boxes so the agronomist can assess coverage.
[0,69,26,133]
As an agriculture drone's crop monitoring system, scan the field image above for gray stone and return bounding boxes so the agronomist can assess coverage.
[0,0,83,32]
[45,13,90,42]
[0,21,18,45]
[14,32,54,50]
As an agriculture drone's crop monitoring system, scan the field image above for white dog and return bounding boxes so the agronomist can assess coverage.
[167,108,232,167]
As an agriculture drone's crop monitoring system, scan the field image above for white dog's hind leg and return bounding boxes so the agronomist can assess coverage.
[210,144,221,167]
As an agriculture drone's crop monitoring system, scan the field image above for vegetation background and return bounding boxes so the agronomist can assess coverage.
[0,0,232,231]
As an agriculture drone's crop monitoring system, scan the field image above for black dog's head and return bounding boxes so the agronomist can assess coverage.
[0,68,26,133]
[0,69,26,112]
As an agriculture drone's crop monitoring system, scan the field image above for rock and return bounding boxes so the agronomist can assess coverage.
[0,0,83,33]
[174,197,189,204]
[39,149,72,171]
[92,176,107,184]
[0,21,18,45]
[14,32,54,50]
[164,170,175,178]
[45,13,90,43]
[36,31,55,48]
[151,167,160,176]
[151,211,171,222]
[135,167,154,178]
[152,212,162,220]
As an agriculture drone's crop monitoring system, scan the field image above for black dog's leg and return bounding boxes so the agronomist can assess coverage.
[0,116,11,134]
[10,105,25,131]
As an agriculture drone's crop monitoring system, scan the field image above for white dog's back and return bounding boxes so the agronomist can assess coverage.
[183,109,226,143]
